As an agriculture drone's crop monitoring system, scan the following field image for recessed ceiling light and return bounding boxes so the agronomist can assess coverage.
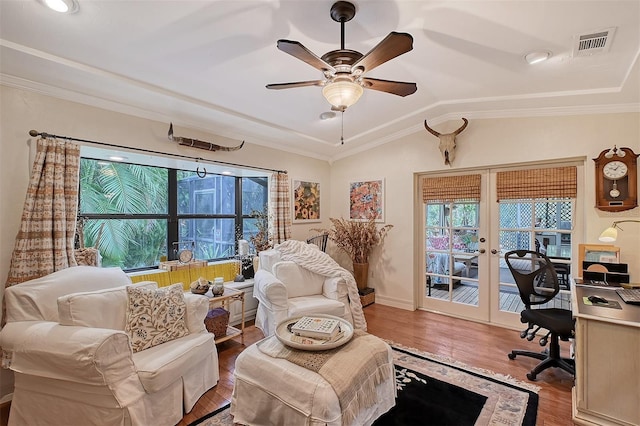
[40,0,79,14]
[524,51,551,65]
[222,171,233,175]
[109,156,127,162]
[320,111,337,120]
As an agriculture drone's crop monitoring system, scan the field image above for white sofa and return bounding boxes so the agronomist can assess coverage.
[253,248,354,337]
[0,266,218,426]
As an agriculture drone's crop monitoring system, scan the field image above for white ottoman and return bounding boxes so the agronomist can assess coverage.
[231,334,396,426]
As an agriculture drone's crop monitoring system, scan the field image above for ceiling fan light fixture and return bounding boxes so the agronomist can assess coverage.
[524,50,551,65]
[322,79,363,111]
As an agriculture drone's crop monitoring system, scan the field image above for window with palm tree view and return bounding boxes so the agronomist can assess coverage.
[79,158,268,271]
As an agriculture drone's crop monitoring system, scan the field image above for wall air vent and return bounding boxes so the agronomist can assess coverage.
[573,27,616,57]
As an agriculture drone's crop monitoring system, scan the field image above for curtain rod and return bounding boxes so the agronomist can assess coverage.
[28,129,287,174]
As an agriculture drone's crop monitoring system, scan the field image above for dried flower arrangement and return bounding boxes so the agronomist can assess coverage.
[249,207,272,252]
[314,216,392,264]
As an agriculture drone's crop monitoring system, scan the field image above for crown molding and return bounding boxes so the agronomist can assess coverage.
[3,73,638,164]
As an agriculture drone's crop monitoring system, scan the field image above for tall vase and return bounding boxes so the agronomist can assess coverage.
[352,262,369,292]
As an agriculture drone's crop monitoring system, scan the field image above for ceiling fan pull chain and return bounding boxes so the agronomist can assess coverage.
[341,111,345,145]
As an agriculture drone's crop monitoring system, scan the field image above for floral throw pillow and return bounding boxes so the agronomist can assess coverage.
[125,283,189,353]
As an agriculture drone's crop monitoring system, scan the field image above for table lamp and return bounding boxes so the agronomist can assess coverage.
[598,220,640,242]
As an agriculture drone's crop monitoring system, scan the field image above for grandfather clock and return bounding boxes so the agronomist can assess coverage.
[593,146,638,212]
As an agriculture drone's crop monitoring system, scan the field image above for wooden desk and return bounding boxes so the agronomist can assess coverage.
[571,283,640,426]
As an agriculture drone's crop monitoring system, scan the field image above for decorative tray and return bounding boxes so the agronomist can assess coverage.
[275,314,353,351]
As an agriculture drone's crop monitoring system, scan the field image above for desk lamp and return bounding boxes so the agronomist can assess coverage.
[598,220,640,242]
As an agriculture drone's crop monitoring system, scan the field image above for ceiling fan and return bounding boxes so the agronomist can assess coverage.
[266,1,417,112]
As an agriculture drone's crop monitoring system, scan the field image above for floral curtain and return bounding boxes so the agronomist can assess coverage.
[269,172,291,245]
[5,137,80,288]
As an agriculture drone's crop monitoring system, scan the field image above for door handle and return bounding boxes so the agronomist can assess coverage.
[490,249,498,254]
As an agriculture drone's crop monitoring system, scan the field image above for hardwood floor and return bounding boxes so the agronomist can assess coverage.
[178,304,575,426]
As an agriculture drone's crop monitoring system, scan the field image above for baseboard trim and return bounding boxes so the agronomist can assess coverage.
[375,295,413,310]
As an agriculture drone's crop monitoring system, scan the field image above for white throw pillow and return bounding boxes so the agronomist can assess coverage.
[259,249,281,272]
[58,281,157,330]
[272,261,324,298]
[125,283,189,353]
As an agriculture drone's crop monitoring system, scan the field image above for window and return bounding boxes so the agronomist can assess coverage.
[499,199,573,257]
[423,174,481,289]
[425,201,480,287]
[78,159,268,271]
[496,165,575,263]
[496,166,576,293]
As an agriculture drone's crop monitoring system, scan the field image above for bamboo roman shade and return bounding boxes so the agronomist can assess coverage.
[422,174,481,202]
[496,166,577,200]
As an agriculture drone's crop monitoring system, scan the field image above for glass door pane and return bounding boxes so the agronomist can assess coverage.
[492,198,574,327]
[424,200,484,316]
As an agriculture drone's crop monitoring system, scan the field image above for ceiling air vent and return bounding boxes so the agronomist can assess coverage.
[573,27,616,57]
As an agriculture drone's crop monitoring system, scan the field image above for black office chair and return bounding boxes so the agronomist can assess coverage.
[535,238,570,290]
[504,250,575,381]
[306,233,328,252]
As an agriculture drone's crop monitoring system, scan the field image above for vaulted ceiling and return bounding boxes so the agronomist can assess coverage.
[1,1,639,161]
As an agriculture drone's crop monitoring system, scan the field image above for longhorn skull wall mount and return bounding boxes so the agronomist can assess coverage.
[424,118,469,166]
[168,123,244,152]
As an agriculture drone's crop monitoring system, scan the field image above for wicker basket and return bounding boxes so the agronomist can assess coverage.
[359,288,375,307]
[204,308,230,337]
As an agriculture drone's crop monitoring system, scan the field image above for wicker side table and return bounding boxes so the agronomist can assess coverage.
[201,287,245,344]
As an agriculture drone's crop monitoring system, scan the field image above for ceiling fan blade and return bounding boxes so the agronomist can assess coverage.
[352,32,413,73]
[362,77,417,97]
[266,80,325,90]
[276,40,335,72]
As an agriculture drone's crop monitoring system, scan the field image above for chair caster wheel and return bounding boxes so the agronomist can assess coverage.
[526,372,537,381]
[508,353,516,360]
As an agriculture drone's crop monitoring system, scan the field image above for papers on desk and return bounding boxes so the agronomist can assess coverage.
[574,278,621,287]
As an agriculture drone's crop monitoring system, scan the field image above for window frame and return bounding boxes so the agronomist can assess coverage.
[78,158,268,272]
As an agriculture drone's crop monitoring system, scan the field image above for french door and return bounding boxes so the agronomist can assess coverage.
[421,172,490,322]
[419,163,580,328]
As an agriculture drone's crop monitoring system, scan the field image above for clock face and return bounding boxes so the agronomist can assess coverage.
[594,147,638,212]
[603,161,628,179]
[178,249,193,263]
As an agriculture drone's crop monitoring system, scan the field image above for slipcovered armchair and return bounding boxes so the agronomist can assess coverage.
[0,266,218,426]
[253,240,366,337]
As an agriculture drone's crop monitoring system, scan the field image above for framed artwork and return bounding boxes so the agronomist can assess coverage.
[349,179,385,222]
[292,180,320,223]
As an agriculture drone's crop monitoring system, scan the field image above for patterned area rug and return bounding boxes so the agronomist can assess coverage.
[189,342,540,426]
